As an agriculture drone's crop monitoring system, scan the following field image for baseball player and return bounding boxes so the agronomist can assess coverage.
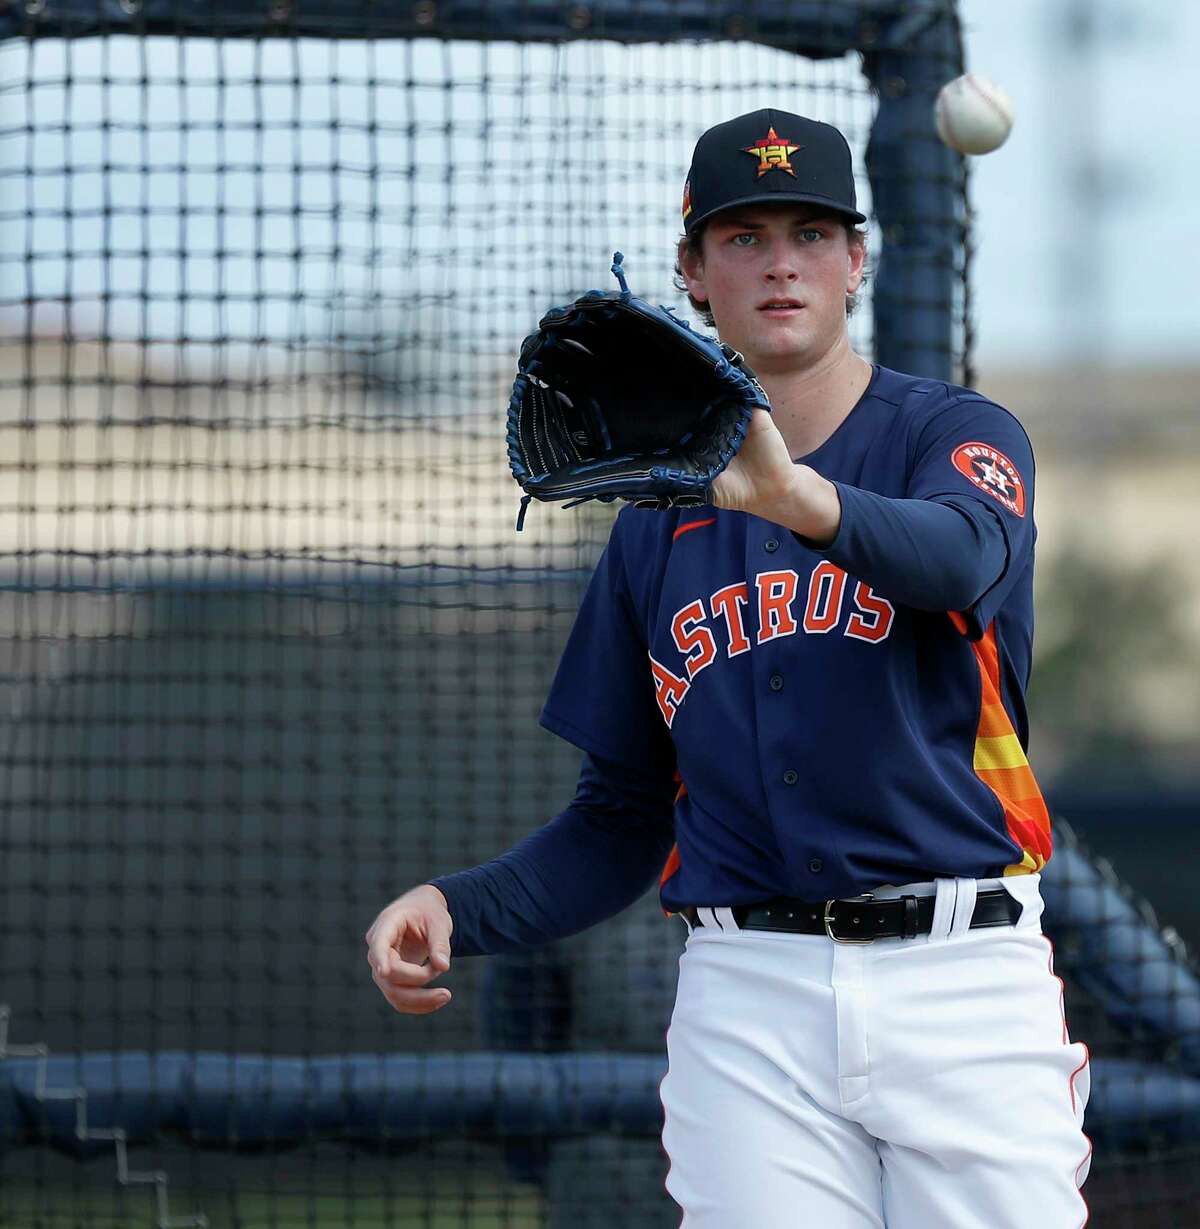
[365,109,1092,1227]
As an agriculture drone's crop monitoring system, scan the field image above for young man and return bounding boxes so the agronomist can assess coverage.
[365,110,1092,1227]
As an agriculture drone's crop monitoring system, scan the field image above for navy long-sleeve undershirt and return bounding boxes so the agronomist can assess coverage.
[430,752,676,957]
[428,482,1011,957]
[801,483,1010,616]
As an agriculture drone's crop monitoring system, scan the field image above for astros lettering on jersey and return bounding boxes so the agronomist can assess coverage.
[539,366,1052,910]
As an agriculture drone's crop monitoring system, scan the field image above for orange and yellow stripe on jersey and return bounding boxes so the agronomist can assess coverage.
[658,772,687,912]
[949,612,1052,875]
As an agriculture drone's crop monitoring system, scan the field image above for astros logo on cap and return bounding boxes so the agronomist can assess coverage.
[681,179,693,221]
[743,126,802,178]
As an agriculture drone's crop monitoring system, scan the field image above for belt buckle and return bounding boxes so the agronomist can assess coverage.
[823,894,876,944]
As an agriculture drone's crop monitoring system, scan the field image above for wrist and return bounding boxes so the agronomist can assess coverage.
[419,882,450,912]
[777,467,842,546]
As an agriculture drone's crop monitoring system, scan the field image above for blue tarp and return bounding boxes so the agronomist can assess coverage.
[1043,836,1200,1072]
[1,1050,1196,1152]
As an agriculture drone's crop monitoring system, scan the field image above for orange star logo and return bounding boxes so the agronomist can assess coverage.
[743,126,802,178]
[681,179,693,221]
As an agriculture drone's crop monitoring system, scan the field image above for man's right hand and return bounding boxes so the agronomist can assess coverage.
[364,884,454,1015]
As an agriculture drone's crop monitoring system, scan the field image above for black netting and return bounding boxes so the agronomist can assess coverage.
[1,8,1195,1227]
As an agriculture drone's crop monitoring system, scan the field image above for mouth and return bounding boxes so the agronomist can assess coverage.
[758,300,805,315]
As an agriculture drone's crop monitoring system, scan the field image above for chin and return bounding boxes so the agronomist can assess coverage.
[748,327,818,363]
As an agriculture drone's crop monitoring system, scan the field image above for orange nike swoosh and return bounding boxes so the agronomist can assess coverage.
[672,517,717,542]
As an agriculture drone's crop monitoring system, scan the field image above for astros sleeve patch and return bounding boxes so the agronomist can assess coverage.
[949,441,1026,518]
[905,393,1037,634]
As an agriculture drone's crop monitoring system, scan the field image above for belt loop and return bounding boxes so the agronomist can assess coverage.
[929,879,957,942]
[902,895,919,940]
[949,877,978,938]
[712,906,738,932]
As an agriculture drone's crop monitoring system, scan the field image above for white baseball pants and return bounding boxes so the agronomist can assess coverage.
[659,876,1092,1228]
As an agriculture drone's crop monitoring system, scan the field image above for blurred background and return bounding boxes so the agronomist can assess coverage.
[0,1,1196,1226]
[960,0,1199,936]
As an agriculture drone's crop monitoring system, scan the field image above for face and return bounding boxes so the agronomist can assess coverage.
[678,204,866,374]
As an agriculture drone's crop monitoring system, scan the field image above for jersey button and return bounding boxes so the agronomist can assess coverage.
[782,769,799,786]
[764,537,780,553]
[808,859,824,874]
[769,673,784,692]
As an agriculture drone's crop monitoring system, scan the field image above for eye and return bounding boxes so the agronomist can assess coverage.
[799,228,825,242]
[730,232,758,247]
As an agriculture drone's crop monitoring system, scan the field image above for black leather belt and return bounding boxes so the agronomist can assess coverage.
[681,889,1023,944]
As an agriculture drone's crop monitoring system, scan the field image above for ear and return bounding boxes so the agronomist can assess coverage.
[677,236,709,305]
[846,231,867,294]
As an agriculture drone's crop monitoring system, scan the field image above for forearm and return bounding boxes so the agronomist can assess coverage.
[429,756,676,957]
[773,468,1008,612]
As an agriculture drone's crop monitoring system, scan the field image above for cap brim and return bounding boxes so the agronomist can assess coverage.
[687,192,867,231]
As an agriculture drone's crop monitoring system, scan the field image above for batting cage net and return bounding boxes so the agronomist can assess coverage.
[0,2,1196,1226]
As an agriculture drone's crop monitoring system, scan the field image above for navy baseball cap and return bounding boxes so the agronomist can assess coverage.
[681,108,866,234]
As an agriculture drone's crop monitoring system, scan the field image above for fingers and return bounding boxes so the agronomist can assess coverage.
[365,929,395,979]
[363,896,455,1014]
[368,900,452,970]
[364,911,417,979]
[366,924,435,986]
[426,922,453,974]
[370,966,452,1015]
[376,950,440,987]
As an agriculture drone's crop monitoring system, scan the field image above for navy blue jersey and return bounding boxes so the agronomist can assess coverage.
[538,365,1052,910]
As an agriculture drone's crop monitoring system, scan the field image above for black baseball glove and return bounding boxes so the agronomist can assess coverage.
[506,252,769,530]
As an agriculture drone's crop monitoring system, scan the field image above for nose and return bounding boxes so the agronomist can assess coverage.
[764,247,800,284]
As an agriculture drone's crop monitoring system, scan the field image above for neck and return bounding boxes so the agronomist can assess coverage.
[749,334,873,460]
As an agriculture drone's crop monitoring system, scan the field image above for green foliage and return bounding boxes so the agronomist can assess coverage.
[1029,549,1199,787]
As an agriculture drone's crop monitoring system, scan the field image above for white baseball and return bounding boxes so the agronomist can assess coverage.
[934,73,1014,155]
